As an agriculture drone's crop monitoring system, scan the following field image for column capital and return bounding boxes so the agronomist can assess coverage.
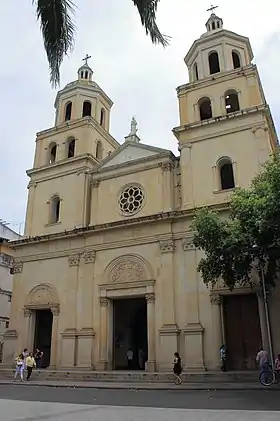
[51,305,60,316]
[23,308,32,318]
[159,239,175,254]
[182,236,195,251]
[68,254,80,267]
[83,250,96,264]
[91,179,100,188]
[100,298,109,307]
[210,294,221,305]
[158,162,172,172]
[145,293,155,303]
[13,261,23,274]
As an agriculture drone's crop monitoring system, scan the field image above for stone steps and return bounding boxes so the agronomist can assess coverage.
[0,368,258,383]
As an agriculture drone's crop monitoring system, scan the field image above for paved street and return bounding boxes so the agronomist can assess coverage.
[0,385,279,420]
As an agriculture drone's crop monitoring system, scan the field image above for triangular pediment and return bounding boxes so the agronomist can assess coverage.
[97,141,172,170]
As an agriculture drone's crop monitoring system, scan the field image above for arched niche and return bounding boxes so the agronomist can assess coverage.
[103,254,153,284]
[25,283,59,310]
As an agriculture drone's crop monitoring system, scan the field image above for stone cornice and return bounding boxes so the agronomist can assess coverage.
[27,154,97,178]
[177,64,256,95]
[174,105,268,143]
[90,154,176,182]
[36,116,119,149]
[9,202,229,250]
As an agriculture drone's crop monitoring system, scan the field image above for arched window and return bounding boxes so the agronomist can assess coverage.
[218,159,235,190]
[209,51,220,74]
[49,143,57,164]
[212,22,215,30]
[50,196,61,223]
[198,97,212,120]
[225,90,240,113]
[96,141,103,160]
[82,101,92,117]
[232,51,241,69]
[193,63,199,81]
[65,102,72,121]
[85,71,88,79]
[67,137,75,158]
[100,108,105,126]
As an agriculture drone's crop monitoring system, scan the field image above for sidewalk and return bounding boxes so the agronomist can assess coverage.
[0,379,274,390]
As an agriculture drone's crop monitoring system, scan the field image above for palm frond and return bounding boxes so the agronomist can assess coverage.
[33,0,76,87]
[132,0,170,47]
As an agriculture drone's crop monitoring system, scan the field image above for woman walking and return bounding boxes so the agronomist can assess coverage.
[14,353,24,382]
[173,352,182,385]
[26,353,36,381]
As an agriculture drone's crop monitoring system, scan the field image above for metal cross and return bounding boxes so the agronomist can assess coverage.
[82,54,91,65]
[207,5,218,14]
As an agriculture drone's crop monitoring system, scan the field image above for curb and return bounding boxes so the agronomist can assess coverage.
[0,381,275,391]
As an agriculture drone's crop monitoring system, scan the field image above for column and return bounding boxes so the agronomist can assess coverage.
[180,144,194,209]
[23,309,32,350]
[257,291,269,350]
[158,239,179,371]
[24,183,37,236]
[97,297,109,370]
[145,293,156,372]
[182,237,205,370]
[50,306,60,368]
[210,294,223,369]
[159,162,173,211]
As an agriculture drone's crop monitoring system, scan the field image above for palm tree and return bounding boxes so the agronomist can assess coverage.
[33,0,169,88]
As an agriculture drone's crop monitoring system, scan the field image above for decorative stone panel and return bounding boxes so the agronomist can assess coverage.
[159,239,175,253]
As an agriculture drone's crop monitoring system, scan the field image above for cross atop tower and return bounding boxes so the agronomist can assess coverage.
[207,4,218,14]
[82,54,91,65]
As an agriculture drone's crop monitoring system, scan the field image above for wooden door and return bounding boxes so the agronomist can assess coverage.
[223,294,261,370]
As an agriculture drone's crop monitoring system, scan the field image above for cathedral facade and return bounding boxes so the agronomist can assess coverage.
[3,13,279,371]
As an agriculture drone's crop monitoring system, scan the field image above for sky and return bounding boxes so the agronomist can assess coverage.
[0,0,279,233]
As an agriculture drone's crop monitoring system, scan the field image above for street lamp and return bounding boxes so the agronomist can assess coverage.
[252,244,274,370]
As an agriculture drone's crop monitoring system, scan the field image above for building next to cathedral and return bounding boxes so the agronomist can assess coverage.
[2,13,279,372]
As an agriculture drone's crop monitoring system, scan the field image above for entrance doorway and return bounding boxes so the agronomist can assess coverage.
[33,310,53,368]
[113,297,147,370]
[223,294,262,370]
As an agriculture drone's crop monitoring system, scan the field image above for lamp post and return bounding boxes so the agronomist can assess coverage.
[252,245,274,370]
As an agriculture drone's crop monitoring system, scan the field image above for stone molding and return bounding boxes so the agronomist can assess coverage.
[77,328,96,337]
[68,254,81,267]
[182,236,195,251]
[183,322,204,335]
[13,262,23,274]
[24,309,32,318]
[158,162,172,172]
[3,329,18,339]
[61,328,77,338]
[51,305,60,316]
[103,254,153,284]
[210,294,221,305]
[99,279,155,293]
[159,324,180,336]
[100,298,109,307]
[159,239,175,254]
[83,250,96,264]
[25,283,59,309]
[145,293,155,303]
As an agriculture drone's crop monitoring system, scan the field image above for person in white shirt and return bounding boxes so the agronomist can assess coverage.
[256,347,269,371]
[126,348,134,370]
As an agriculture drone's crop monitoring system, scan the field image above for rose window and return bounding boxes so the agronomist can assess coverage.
[119,185,144,215]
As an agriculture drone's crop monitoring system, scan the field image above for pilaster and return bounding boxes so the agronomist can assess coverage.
[180,144,194,209]
[145,293,156,371]
[97,297,110,370]
[210,293,223,369]
[159,162,174,211]
[50,305,60,368]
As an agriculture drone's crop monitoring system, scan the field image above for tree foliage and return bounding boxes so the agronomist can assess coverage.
[191,149,280,290]
[32,0,169,88]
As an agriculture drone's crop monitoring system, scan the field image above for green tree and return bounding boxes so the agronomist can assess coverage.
[33,0,168,88]
[191,149,280,290]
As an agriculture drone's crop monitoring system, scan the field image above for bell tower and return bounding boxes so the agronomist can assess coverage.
[24,55,120,237]
[173,9,278,209]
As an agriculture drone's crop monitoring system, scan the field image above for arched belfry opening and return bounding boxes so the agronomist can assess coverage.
[218,158,235,190]
[49,143,57,164]
[225,90,240,113]
[100,108,105,127]
[232,51,241,69]
[49,195,61,224]
[198,97,212,120]
[208,51,220,74]
[82,101,92,117]
[193,63,199,81]
[64,102,72,121]
[67,137,75,158]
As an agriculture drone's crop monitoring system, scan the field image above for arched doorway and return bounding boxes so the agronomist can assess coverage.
[25,284,60,368]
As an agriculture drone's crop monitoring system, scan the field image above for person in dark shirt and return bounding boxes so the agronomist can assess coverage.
[173,352,182,385]
[34,348,44,372]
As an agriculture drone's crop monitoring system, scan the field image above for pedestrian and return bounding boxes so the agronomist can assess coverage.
[138,348,145,370]
[173,352,182,385]
[26,352,36,381]
[126,348,134,370]
[274,353,280,373]
[22,348,29,370]
[34,348,44,372]
[220,344,227,372]
[14,353,24,382]
[256,346,269,383]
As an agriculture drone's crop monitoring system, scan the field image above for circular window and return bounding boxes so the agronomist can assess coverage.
[118,185,145,215]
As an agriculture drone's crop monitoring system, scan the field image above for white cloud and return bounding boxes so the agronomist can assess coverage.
[0,0,279,229]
